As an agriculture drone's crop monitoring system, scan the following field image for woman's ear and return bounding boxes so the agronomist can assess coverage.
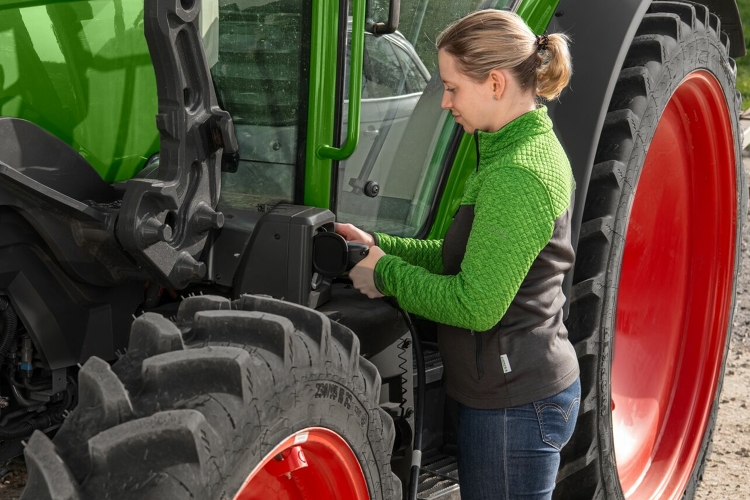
[488,70,506,100]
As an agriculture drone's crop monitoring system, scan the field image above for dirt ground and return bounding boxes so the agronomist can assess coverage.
[693,152,750,499]
[2,164,750,500]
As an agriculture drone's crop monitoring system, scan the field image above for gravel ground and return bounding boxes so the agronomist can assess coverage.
[693,151,750,499]
[2,160,750,500]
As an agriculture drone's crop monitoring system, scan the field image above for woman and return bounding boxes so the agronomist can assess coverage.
[337,9,578,499]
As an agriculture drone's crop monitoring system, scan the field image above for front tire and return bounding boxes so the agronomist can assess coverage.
[558,2,745,499]
[21,295,401,500]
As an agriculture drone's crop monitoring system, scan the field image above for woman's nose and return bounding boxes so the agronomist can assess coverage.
[441,92,451,110]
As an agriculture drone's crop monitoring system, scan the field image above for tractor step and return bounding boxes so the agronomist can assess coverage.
[415,348,444,385]
[418,452,460,500]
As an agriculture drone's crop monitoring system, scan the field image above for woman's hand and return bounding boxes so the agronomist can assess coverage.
[349,246,386,298]
[335,223,375,247]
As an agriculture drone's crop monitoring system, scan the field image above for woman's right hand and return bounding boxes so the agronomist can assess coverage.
[335,223,375,247]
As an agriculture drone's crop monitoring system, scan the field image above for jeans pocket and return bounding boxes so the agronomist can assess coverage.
[533,379,580,451]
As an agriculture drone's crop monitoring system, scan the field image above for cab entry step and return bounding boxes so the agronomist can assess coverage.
[418,452,460,500]
[415,348,444,386]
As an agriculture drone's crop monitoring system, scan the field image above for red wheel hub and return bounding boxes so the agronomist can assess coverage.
[612,71,737,499]
[233,427,369,500]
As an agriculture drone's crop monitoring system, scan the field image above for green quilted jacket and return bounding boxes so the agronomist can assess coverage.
[373,106,575,332]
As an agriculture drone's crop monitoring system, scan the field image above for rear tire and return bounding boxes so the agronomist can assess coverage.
[21,294,401,500]
[558,2,745,499]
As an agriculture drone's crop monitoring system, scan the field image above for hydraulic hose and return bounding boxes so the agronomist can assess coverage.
[0,296,18,369]
[394,304,425,500]
[0,381,76,439]
[0,413,55,439]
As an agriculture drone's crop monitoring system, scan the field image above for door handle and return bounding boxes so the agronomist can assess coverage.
[316,0,365,161]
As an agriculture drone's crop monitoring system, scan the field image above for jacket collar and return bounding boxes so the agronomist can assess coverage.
[473,106,552,169]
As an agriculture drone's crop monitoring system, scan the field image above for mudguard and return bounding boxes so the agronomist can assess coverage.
[546,0,743,251]
[0,210,143,370]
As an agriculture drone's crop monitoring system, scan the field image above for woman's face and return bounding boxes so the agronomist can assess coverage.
[438,50,494,134]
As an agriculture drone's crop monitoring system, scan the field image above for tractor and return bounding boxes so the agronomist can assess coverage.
[0,0,745,498]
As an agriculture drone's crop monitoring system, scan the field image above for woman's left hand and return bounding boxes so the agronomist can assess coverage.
[349,246,386,298]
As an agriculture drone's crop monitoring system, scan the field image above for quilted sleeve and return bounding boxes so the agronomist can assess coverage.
[373,233,444,275]
[373,167,556,331]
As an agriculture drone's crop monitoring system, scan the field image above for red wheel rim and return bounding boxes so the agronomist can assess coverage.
[233,427,369,500]
[612,71,737,499]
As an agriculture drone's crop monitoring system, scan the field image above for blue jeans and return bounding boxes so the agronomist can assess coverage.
[457,378,581,500]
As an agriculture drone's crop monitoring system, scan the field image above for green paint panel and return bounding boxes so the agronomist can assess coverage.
[303,1,340,208]
[315,0,365,163]
[516,0,561,34]
[0,0,159,182]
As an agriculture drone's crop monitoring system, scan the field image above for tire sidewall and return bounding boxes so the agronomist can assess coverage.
[594,14,743,500]
[234,372,391,499]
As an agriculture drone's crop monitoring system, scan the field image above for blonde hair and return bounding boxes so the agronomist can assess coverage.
[436,10,572,100]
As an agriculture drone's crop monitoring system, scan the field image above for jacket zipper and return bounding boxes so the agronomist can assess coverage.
[472,330,484,380]
[474,131,481,172]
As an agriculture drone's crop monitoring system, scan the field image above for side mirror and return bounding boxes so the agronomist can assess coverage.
[367,0,400,35]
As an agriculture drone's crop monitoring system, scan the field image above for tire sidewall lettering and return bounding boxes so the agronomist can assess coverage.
[313,381,369,428]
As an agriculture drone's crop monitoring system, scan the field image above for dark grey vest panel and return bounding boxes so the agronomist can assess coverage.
[437,201,579,409]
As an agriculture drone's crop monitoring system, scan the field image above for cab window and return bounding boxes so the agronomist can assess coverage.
[334,0,514,236]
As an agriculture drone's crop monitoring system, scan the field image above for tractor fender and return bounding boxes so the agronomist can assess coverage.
[546,0,743,291]
[0,210,143,370]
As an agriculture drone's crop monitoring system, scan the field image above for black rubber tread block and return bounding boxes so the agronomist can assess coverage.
[571,218,613,283]
[594,109,639,164]
[566,278,603,345]
[557,448,597,484]
[22,431,82,500]
[575,354,599,414]
[234,294,331,360]
[191,309,292,362]
[53,357,134,481]
[622,36,667,73]
[141,346,256,403]
[375,407,395,456]
[175,295,231,324]
[649,1,696,30]
[128,313,185,357]
[84,410,224,499]
[708,12,720,37]
[608,66,652,116]
[583,160,627,221]
[720,31,730,54]
[359,355,382,409]
[637,13,683,41]
[329,319,361,379]
[374,406,401,498]
[687,1,709,29]
[555,460,605,500]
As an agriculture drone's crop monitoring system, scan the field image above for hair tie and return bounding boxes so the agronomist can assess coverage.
[536,34,549,52]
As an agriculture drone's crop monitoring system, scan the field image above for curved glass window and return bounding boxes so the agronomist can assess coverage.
[335,0,513,236]
[204,0,310,210]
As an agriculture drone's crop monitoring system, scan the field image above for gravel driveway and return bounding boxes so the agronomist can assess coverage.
[693,151,750,499]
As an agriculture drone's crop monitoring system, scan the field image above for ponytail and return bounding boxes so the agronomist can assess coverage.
[436,10,572,101]
[536,33,572,100]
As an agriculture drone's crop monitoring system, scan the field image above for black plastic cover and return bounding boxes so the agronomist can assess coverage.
[0,118,118,204]
[0,210,143,369]
[116,0,239,289]
[235,205,335,307]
